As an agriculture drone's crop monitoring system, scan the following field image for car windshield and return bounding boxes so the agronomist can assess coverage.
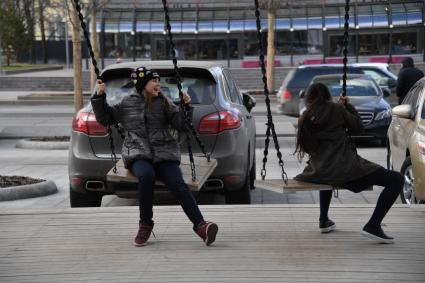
[322,78,381,97]
[102,75,216,105]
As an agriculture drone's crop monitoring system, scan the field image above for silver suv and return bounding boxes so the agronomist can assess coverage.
[68,61,256,206]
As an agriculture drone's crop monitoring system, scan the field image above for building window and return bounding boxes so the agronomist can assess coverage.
[328,34,355,57]
[244,32,265,56]
[392,32,418,54]
[358,33,389,55]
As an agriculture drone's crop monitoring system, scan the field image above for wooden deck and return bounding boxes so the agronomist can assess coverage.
[1,205,424,283]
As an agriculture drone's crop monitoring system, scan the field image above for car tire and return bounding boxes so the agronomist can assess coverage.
[399,157,418,205]
[386,143,392,170]
[224,175,251,204]
[70,187,103,207]
[250,159,256,190]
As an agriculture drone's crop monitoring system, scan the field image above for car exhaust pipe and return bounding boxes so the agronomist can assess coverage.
[203,179,224,190]
[85,181,105,191]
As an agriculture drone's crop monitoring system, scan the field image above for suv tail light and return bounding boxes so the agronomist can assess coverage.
[281,89,292,101]
[72,111,108,136]
[198,111,241,135]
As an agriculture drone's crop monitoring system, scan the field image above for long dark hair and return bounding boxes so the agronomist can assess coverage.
[295,82,332,159]
[142,90,171,111]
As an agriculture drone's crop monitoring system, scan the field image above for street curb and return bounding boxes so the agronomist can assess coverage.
[0,180,58,201]
[16,139,70,150]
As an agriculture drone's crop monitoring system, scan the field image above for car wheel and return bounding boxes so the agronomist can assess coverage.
[386,143,393,170]
[224,175,251,204]
[250,159,256,190]
[399,157,418,205]
[70,187,102,207]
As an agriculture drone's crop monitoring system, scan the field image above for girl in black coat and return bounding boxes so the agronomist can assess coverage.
[295,82,404,243]
[93,67,218,247]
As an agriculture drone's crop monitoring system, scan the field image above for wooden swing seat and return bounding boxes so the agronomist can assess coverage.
[106,155,217,191]
[256,179,339,192]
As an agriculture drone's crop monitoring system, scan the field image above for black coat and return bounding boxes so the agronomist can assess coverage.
[91,91,191,169]
[295,102,380,186]
[396,67,424,103]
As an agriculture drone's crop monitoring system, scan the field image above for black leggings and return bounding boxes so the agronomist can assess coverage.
[320,167,404,227]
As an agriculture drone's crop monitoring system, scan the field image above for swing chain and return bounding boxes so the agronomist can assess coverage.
[342,0,350,98]
[73,0,100,80]
[254,0,288,184]
[73,0,120,172]
[162,0,211,170]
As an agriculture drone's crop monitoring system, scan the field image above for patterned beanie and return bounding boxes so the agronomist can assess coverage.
[131,67,160,92]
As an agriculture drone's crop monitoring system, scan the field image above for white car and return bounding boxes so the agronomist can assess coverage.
[387,78,425,204]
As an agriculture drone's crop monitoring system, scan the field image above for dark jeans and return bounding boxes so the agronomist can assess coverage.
[131,159,205,229]
[320,167,404,227]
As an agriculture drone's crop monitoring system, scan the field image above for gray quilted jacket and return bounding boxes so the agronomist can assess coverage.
[91,91,191,169]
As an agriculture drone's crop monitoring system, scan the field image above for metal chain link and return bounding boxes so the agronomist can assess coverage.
[342,0,350,97]
[254,0,288,184]
[73,0,119,173]
[162,0,215,180]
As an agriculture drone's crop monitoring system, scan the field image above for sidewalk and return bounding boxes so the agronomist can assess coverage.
[0,205,424,283]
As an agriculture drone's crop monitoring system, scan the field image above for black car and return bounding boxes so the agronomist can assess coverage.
[300,74,392,144]
[277,64,395,117]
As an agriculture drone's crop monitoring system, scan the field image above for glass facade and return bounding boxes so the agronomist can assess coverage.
[88,0,424,64]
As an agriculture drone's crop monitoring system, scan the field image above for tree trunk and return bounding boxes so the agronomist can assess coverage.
[90,1,100,91]
[38,0,47,64]
[23,0,35,64]
[71,1,83,112]
[266,9,275,93]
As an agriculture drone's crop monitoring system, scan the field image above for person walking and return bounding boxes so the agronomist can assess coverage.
[396,57,424,104]
[91,67,218,247]
[294,82,404,244]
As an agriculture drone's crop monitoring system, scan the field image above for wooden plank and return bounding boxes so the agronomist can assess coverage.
[0,206,424,283]
[106,155,217,191]
[257,179,336,192]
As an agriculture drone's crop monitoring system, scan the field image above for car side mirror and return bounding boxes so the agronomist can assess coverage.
[392,105,412,119]
[242,92,256,112]
[298,89,305,98]
[382,88,391,97]
[378,77,397,88]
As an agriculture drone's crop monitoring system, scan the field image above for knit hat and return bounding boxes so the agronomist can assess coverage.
[131,67,160,92]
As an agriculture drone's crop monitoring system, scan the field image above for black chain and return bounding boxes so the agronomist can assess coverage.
[162,0,212,180]
[254,0,288,184]
[342,0,350,97]
[73,0,119,173]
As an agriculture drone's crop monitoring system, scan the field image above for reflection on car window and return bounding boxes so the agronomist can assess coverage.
[422,96,425,119]
[402,85,420,108]
[223,70,242,104]
[362,69,385,81]
[104,76,216,105]
[288,68,363,88]
[321,78,380,97]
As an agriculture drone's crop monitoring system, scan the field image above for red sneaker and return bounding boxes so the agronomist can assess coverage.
[133,223,154,247]
[196,221,218,246]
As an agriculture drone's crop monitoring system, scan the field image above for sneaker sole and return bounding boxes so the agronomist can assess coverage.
[133,241,148,247]
[205,223,218,246]
[320,223,336,233]
[361,230,394,244]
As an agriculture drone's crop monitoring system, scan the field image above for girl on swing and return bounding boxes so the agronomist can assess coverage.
[92,67,218,247]
[295,82,403,244]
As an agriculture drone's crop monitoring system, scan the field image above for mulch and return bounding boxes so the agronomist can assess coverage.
[0,175,45,188]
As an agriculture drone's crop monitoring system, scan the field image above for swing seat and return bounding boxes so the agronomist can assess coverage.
[106,155,217,191]
[256,179,337,192]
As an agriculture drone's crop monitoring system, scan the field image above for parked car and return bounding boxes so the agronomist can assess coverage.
[69,61,257,206]
[387,77,425,204]
[299,74,392,143]
[277,63,397,117]
[351,63,398,95]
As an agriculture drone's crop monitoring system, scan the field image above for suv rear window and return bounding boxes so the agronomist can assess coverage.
[102,71,216,106]
[287,68,363,88]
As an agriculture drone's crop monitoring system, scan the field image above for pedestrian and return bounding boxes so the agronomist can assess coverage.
[396,57,424,104]
[91,67,218,247]
[294,82,404,244]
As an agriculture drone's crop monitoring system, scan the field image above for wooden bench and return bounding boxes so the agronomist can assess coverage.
[257,179,337,192]
[106,156,217,191]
